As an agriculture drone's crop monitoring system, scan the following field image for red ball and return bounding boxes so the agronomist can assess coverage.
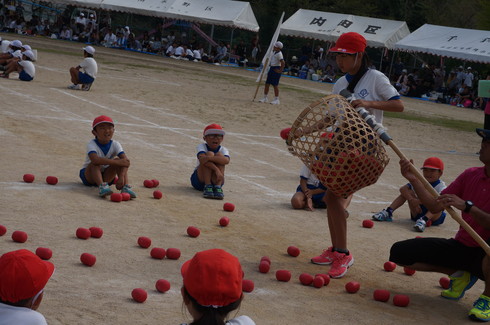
[166,248,181,260]
[137,236,152,248]
[242,279,254,292]
[275,270,292,282]
[36,247,53,260]
[131,288,147,303]
[23,174,35,183]
[373,289,391,302]
[187,226,200,238]
[80,253,96,266]
[89,227,103,238]
[287,246,300,257]
[12,230,28,243]
[393,294,410,307]
[219,217,230,227]
[404,267,416,276]
[155,279,171,293]
[150,247,166,259]
[152,179,160,187]
[76,227,91,240]
[345,281,360,293]
[223,202,235,212]
[153,190,163,199]
[121,192,131,201]
[260,256,271,265]
[110,193,123,202]
[383,261,397,272]
[313,276,325,288]
[299,273,314,286]
[259,260,270,273]
[439,277,450,289]
[315,274,330,286]
[143,179,154,188]
[0,225,6,236]
[46,176,58,185]
[362,219,374,228]
[280,127,292,140]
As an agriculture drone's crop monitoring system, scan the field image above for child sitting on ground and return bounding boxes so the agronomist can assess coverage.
[180,249,255,325]
[79,115,136,198]
[0,50,35,81]
[291,163,327,211]
[190,124,230,199]
[372,157,446,232]
[0,249,55,325]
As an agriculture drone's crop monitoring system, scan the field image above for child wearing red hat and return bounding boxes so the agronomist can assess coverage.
[79,115,137,198]
[190,124,230,199]
[372,157,447,232]
[0,249,55,325]
[180,249,255,325]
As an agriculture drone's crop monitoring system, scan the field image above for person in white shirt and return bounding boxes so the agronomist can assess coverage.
[59,25,72,40]
[68,46,97,91]
[75,12,86,34]
[0,249,55,325]
[465,67,474,88]
[258,41,285,105]
[102,29,117,47]
[1,50,35,81]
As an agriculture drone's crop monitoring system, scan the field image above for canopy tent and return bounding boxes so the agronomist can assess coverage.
[279,9,410,49]
[394,24,490,64]
[47,0,259,32]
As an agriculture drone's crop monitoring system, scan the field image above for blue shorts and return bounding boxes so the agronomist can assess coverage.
[79,168,114,186]
[19,70,33,81]
[266,66,282,86]
[78,71,95,84]
[296,184,327,208]
[190,169,224,191]
[411,205,446,226]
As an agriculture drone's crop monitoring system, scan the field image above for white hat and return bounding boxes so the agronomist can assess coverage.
[23,50,35,61]
[89,14,94,17]
[83,46,95,55]
[22,44,31,51]
[12,50,22,59]
[80,13,84,16]
[125,26,129,30]
[467,67,472,70]
[402,69,407,73]
[274,41,283,49]
[11,40,22,48]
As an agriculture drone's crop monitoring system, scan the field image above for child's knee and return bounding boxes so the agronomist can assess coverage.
[291,195,305,209]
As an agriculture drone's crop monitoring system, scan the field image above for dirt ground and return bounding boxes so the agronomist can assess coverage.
[0,33,486,325]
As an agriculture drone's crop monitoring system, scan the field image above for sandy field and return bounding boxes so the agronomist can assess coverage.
[0,33,486,325]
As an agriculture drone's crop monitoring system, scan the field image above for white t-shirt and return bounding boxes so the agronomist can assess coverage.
[270,50,284,67]
[332,69,400,124]
[193,50,201,59]
[174,46,184,56]
[181,315,255,325]
[103,33,116,45]
[195,143,230,168]
[300,164,321,188]
[1,40,10,53]
[79,57,98,78]
[82,139,124,170]
[465,72,474,87]
[0,303,48,325]
[19,60,35,77]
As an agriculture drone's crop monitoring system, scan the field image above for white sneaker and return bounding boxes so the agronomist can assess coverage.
[68,84,80,90]
[271,97,280,105]
[258,96,268,103]
[414,218,426,232]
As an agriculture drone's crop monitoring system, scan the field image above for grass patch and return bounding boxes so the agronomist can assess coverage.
[385,111,480,133]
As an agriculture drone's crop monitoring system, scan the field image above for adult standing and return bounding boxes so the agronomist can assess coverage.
[296,32,404,278]
[390,128,490,322]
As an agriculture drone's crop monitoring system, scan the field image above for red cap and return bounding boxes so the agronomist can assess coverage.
[181,249,243,307]
[0,249,55,303]
[329,32,367,54]
[92,115,114,129]
[203,124,225,136]
[422,157,444,171]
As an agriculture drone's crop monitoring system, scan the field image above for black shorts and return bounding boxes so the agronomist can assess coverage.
[389,237,486,280]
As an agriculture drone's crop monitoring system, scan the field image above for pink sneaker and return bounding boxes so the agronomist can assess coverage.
[328,251,354,278]
[311,247,335,265]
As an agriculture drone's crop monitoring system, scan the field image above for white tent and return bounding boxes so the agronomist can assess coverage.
[280,9,410,49]
[394,24,490,63]
[48,0,259,31]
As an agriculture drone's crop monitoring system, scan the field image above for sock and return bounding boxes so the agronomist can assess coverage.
[386,207,394,216]
[422,216,429,222]
[333,247,349,255]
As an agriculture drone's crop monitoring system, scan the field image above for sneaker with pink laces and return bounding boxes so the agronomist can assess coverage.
[311,247,335,265]
[328,251,354,278]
